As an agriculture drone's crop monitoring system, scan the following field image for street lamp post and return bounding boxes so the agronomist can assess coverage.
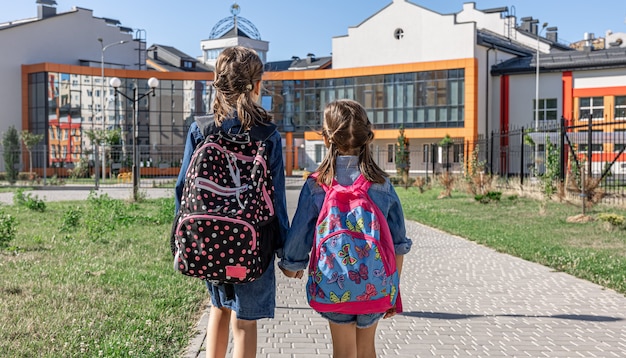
[98,38,128,184]
[110,77,159,201]
[534,22,548,175]
[534,23,548,130]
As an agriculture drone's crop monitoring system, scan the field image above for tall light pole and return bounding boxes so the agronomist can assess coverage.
[110,77,159,201]
[534,22,548,131]
[98,38,128,183]
[534,22,548,176]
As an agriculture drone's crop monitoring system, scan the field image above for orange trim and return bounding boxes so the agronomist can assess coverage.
[562,72,573,123]
[22,62,214,81]
[573,86,626,97]
[263,58,475,81]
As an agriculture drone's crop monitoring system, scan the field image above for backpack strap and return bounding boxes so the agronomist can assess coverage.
[310,172,371,193]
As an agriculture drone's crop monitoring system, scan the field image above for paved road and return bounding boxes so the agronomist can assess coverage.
[3,186,625,357]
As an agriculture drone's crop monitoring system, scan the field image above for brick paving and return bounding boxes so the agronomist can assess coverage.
[183,189,626,357]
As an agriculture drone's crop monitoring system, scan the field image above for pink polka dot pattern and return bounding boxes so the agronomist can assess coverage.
[172,131,275,283]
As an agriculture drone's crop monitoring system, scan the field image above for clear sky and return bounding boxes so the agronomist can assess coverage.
[2,0,625,62]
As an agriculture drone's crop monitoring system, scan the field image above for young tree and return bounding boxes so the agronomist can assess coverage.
[3,126,21,184]
[20,130,44,179]
[395,125,410,187]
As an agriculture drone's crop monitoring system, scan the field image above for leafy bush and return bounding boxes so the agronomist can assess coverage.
[474,191,502,204]
[60,207,83,232]
[597,213,625,228]
[13,188,46,212]
[0,209,17,248]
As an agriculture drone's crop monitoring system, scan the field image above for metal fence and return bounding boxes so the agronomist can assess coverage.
[1,120,625,205]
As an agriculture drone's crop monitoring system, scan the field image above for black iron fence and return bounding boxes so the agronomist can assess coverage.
[1,118,625,205]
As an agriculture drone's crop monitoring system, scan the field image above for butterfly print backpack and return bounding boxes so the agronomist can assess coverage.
[307,173,401,314]
[172,119,278,284]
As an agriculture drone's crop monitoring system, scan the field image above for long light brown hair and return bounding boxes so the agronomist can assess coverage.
[212,46,272,129]
[315,99,388,186]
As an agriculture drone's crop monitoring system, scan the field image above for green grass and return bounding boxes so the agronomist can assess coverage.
[0,193,206,357]
[395,186,626,295]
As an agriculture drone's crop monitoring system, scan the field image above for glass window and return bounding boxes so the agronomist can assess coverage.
[533,98,558,121]
[579,96,604,120]
[387,144,394,163]
[615,96,626,120]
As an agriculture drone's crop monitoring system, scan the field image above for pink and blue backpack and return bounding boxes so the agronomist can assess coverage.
[307,173,401,315]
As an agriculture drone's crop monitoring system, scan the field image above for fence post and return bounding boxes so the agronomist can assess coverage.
[519,127,524,185]
[559,116,566,182]
[490,131,494,175]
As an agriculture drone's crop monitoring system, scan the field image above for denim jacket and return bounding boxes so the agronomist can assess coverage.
[174,117,290,254]
[279,156,412,272]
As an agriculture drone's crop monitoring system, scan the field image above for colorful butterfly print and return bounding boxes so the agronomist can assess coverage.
[390,285,397,301]
[327,272,345,289]
[348,263,369,284]
[356,283,378,301]
[330,237,338,247]
[345,217,365,233]
[313,269,323,284]
[373,268,389,286]
[322,253,336,269]
[308,282,325,299]
[328,214,341,231]
[374,246,381,260]
[337,244,357,266]
[370,219,380,231]
[355,243,371,259]
[317,221,328,235]
[329,290,351,303]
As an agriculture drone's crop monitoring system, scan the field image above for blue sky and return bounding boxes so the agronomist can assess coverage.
[3,1,625,62]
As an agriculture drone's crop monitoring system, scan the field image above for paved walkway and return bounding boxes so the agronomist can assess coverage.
[3,186,625,357]
[183,189,626,357]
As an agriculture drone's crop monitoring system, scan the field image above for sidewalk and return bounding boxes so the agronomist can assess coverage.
[184,189,626,357]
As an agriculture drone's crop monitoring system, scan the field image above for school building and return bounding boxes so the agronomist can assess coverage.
[2,0,626,179]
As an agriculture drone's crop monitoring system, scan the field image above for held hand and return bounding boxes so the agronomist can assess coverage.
[280,266,304,279]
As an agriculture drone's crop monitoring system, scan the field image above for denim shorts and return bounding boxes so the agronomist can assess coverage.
[319,311,385,329]
[205,258,276,320]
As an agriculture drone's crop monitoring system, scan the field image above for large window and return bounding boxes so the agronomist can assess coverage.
[264,68,465,131]
[533,98,558,121]
[579,97,604,120]
[615,96,626,120]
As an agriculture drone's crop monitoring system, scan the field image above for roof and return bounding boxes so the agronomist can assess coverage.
[492,47,626,75]
[264,56,332,72]
[477,29,535,57]
[147,44,212,72]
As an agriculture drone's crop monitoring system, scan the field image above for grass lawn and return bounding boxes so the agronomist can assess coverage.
[0,192,206,357]
[395,186,626,296]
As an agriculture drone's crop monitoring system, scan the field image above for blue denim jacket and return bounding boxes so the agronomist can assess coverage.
[279,156,412,272]
[174,118,290,254]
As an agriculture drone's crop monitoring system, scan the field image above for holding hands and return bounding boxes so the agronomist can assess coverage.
[280,266,304,279]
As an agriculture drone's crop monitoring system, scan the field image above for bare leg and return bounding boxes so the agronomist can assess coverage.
[356,322,379,358]
[328,322,357,358]
[230,311,258,358]
[205,306,231,358]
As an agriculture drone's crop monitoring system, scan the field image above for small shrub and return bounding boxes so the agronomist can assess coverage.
[597,213,625,228]
[60,207,83,232]
[0,209,17,248]
[13,189,46,212]
[474,191,502,204]
[413,176,429,193]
